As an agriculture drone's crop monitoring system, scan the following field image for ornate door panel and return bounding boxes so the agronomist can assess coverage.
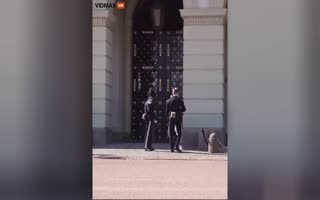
[165,31,184,98]
[132,30,183,141]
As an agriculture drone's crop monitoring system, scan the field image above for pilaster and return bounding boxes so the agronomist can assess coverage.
[92,8,116,145]
[180,6,227,137]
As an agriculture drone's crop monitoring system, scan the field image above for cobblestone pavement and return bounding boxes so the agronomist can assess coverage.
[93,143,228,199]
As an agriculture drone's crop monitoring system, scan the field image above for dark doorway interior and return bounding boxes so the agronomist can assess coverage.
[131,0,184,141]
[133,0,183,31]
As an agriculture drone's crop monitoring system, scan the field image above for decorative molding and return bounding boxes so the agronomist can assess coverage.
[180,8,227,17]
[93,16,115,29]
[180,9,227,25]
[184,16,225,25]
[183,0,227,9]
[93,10,116,29]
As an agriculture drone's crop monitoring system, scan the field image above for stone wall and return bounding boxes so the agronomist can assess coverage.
[180,1,228,149]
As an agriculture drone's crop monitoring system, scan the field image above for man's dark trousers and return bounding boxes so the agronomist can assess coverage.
[168,118,182,151]
[145,119,154,149]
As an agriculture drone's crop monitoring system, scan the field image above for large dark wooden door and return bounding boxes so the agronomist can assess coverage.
[132,30,183,141]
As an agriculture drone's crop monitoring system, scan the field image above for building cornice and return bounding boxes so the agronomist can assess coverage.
[180,8,227,17]
[180,9,227,25]
[183,0,227,9]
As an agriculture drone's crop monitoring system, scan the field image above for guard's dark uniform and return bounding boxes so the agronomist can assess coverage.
[144,96,157,150]
[166,95,186,151]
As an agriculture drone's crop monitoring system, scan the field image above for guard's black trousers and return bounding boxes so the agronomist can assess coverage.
[145,119,154,149]
[168,118,182,150]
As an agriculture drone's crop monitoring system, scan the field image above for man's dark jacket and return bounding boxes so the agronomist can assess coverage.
[166,96,186,121]
[144,97,157,121]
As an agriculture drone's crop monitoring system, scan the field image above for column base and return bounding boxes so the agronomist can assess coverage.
[93,128,112,146]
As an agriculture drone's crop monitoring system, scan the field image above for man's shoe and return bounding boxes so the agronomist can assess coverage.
[175,149,182,153]
[170,149,174,152]
[145,148,155,151]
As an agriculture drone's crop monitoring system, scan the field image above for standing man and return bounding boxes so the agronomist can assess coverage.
[166,88,186,152]
[143,88,157,151]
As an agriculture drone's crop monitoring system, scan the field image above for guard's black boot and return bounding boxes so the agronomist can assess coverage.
[145,147,155,151]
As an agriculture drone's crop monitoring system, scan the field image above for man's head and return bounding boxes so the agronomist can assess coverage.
[172,88,179,96]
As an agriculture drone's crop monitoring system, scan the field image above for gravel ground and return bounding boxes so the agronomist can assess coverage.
[93,143,228,199]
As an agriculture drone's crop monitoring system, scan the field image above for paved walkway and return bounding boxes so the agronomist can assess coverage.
[93,143,228,199]
[93,143,227,161]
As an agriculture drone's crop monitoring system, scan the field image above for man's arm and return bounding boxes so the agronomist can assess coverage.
[181,100,186,112]
[144,102,148,114]
[166,100,170,118]
[153,101,159,121]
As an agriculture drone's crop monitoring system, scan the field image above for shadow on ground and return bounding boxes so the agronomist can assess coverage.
[93,154,126,160]
[93,154,227,161]
[153,149,226,155]
[93,142,211,151]
[94,143,170,150]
